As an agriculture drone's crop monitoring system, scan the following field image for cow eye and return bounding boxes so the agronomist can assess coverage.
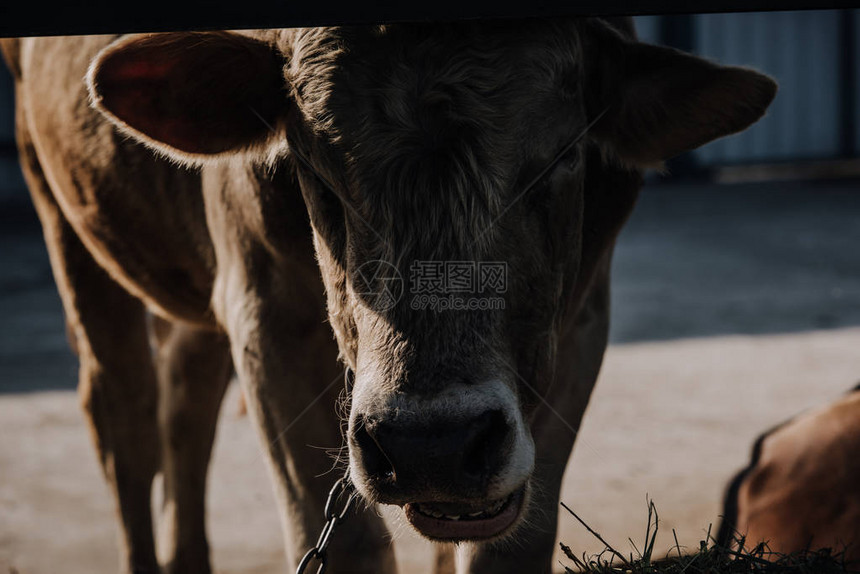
[290,149,344,201]
[524,151,577,197]
[292,162,348,243]
[295,161,328,193]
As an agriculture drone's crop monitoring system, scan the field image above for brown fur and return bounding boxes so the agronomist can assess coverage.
[719,387,860,565]
[2,19,774,574]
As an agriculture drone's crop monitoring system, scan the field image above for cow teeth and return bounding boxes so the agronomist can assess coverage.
[417,506,445,519]
[414,493,516,521]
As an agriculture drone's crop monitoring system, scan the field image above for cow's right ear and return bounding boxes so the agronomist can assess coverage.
[88,31,289,163]
[583,19,777,168]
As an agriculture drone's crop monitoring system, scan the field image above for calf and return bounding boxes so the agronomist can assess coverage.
[718,385,860,565]
[2,18,775,574]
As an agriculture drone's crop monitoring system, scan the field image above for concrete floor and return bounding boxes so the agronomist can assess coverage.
[1,179,859,573]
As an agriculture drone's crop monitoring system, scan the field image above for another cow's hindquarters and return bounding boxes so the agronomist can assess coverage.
[720,387,860,563]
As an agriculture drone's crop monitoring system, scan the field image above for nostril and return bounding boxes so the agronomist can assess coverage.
[353,409,513,498]
[353,419,395,482]
[462,410,510,483]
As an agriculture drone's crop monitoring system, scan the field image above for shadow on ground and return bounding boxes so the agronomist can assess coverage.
[1,178,859,392]
[610,179,860,342]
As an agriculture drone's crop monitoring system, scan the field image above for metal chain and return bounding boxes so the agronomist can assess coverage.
[295,368,358,574]
[295,473,358,574]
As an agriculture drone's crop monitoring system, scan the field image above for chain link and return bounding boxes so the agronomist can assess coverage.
[295,473,358,574]
[295,368,357,574]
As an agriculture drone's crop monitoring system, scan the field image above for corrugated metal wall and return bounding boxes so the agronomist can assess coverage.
[855,9,860,153]
[696,11,844,164]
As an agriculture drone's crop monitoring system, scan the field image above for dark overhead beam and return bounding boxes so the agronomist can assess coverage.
[1,1,859,38]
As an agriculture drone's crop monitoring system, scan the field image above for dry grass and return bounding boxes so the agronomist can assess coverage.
[559,499,859,574]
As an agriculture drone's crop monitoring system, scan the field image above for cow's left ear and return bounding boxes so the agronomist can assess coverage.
[584,20,777,167]
[88,31,289,163]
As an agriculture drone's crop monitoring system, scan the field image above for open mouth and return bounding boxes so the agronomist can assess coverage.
[403,485,526,541]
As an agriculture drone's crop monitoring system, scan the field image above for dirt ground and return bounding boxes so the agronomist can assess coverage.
[3,330,860,574]
[2,180,859,573]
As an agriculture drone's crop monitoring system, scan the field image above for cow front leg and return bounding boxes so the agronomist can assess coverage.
[74,275,162,574]
[72,265,162,574]
[203,160,397,573]
[49,231,161,573]
[456,275,611,574]
[150,316,233,574]
[18,115,160,573]
[224,298,397,574]
[454,446,573,574]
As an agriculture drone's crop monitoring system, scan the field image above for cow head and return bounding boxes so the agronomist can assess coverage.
[88,20,775,542]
